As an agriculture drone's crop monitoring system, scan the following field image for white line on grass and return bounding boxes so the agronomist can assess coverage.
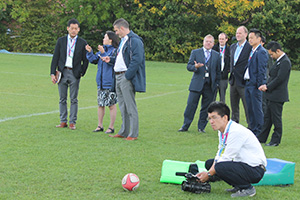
[0,92,56,98]
[0,90,187,123]
[0,71,49,77]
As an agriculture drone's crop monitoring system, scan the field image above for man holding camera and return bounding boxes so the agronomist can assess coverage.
[196,101,266,198]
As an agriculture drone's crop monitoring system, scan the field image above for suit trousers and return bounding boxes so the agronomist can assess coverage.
[257,100,284,144]
[214,79,228,103]
[58,68,80,124]
[230,83,249,125]
[115,73,139,138]
[182,83,214,131]
[245,85,264,136]
[205,159,265,189]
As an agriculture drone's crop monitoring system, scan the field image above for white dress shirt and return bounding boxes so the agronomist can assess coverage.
[244,44,261,80]
[215,120,267,167]
[114,35,128,72]
[65,34,77,68]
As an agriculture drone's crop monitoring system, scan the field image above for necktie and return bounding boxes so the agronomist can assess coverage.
[205,50,210,64]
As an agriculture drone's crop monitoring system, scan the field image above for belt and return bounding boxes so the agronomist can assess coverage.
[65,67,72,70]
[115,71,126,75]
[259,164,266,172]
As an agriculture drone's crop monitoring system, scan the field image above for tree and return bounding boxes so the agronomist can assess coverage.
[203,0,265,39]
[1,0,65,53]
[250,0,300,69]
[130,0,220,62]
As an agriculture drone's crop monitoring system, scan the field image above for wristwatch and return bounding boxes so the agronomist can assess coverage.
[207,172,212,181]
[207,172,212,177]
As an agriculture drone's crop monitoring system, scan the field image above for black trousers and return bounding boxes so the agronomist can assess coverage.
[205,159,265,189]
[257,100,284,144]
[182,83,214,130]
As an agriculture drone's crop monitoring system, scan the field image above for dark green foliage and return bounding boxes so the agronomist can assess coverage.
[250,0,300,70]
[0,0,299,67]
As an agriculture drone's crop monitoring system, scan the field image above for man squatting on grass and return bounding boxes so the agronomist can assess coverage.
[196,101,267,198]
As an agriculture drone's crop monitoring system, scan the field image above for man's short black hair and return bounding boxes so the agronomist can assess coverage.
[266,41,282,52]
[208,101,230,120]
[261,35,266,44]
[68,18,80,27]
[249,28,263,39]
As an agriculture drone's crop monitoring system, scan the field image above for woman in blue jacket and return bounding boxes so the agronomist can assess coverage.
[86,31,119,133]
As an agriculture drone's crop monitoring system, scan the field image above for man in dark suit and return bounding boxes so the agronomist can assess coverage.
[50,18,89,130]
[257,41,291,146]
[178,34,221,133]
[244,29,269,136]
[229,26,252,126]
[213,33,230,103]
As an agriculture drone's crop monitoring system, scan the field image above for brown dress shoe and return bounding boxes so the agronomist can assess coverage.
[124,137,137,141]
[109,134,124,138]
[69,123,76,130]
[56,122,67,128]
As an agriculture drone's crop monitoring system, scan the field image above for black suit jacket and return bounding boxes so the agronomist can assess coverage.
[212,43,230,80]
[265,54,291,102]
[50,35,89,79]
[229,41,252,87]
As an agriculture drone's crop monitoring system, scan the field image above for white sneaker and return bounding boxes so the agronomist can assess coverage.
[231,186,256,198]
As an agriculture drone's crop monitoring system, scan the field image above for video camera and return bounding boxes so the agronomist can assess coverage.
[176,172,211,194]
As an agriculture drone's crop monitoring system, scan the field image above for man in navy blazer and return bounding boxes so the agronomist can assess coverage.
[179,34,221,133]
[244,29,269,136]
[257,41,291,146]
[229,26,252,126]
[103,18,146,141]
[50,18,89,130]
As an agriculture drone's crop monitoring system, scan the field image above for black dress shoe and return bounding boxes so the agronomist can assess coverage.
[198,129,206,133]
[178,128,187,132]
[265,142,279,147]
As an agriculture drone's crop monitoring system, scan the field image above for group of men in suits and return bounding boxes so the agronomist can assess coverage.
[178,26,291,147]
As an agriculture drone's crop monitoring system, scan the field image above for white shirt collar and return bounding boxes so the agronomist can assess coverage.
[203,47,211,52]
[68,34,78,41]
[237,40,247,48]
[277,53,285,62]
[252,44,261,52]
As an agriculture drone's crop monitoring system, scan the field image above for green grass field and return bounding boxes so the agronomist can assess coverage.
[0,53,299,199]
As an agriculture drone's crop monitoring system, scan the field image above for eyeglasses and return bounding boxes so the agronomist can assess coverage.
[207,115,222,121]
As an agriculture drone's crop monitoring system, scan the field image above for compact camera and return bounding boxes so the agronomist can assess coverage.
[176,172,211,194]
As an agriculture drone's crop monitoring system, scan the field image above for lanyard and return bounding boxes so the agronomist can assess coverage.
[220,46,225,57]
[117,38,124,56]
[68,38,77,57]
[248,44,261,62]
[218,120,233,157]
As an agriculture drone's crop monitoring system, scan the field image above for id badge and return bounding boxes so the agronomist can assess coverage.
[205,72,209,77]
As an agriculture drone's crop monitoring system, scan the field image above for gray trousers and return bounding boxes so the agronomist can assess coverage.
[214,79,228,103]
[230,83,249,125]
[115,73,139,138]
[58,68,80,124]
